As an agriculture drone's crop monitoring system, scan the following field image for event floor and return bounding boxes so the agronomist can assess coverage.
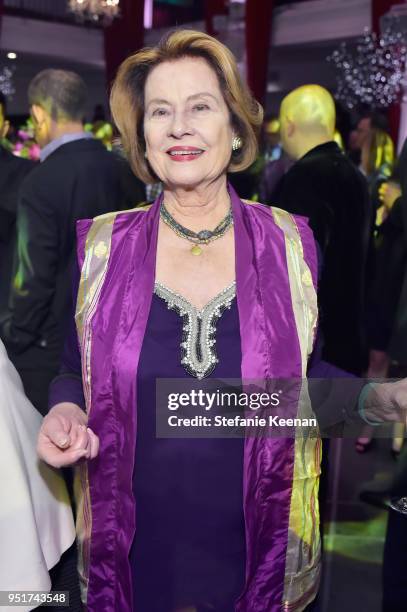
[319,434,397,611]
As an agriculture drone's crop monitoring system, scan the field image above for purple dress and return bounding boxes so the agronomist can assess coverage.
[51,281,246,612]
[131,286,245,611]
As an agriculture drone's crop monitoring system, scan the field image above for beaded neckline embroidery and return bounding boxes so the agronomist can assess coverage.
[154,281,236,379]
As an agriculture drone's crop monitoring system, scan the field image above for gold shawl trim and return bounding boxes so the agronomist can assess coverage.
[271,207,321,612]
[74,205,151,603]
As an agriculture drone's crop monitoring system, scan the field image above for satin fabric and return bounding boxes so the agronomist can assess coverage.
[74,185,319,611]
[0,340,75,611]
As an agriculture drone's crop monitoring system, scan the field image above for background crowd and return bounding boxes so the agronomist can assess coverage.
[1,22,407,612]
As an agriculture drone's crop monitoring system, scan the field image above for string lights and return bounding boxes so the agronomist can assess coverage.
[0,66,16,98]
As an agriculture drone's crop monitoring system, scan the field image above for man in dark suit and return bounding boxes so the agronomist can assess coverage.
[277,85,372,376]
[0,93,36,318]
[1,69,145,416]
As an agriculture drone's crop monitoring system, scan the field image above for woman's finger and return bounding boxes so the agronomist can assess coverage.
[70,425,90,453]
[87,428,100,459]
[39,445,88,468]
[54,448,89,468]
[41,416,73,449]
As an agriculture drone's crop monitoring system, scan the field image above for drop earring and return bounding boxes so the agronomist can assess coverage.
[232,136,242,151]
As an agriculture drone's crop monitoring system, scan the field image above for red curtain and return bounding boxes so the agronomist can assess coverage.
[104,0,145,90]
[245,0,274,105]
[371,0,401,144]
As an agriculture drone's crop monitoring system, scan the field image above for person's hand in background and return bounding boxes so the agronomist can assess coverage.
[361,379,407,425]
[377,181,402,224]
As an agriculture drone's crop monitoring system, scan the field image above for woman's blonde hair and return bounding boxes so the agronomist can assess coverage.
[367,128,395,177]
[110,29,263,183]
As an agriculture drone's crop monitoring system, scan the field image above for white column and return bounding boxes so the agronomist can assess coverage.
[144,0,153,28]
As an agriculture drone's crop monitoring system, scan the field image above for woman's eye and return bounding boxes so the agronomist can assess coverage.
[152,108,168,117]
[193,104,210,112]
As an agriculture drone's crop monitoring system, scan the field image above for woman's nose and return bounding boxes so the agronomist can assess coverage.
[169,111,193,138]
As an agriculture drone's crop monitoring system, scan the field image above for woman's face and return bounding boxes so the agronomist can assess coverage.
[143,57,234,189]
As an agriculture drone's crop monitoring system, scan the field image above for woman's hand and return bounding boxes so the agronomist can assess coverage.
[37,402,99,468]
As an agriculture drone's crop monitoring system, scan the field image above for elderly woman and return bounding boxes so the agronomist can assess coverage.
[36,30,324,612]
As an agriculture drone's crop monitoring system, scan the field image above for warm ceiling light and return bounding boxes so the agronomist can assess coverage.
[7,52,17,60]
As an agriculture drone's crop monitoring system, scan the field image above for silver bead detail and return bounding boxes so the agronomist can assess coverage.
[154,281,236,378]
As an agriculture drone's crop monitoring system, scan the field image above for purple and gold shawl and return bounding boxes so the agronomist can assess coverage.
[74,185,320,612]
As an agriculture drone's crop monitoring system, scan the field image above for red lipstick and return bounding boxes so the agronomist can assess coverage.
[166,146,204,162]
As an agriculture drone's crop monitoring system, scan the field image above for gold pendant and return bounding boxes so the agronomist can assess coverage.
[191,244,202,256]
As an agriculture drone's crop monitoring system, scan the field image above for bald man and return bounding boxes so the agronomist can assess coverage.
[277,85,372,375]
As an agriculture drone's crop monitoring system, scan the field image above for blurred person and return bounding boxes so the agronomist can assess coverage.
[356,180,406,454]
[347,112,379,165]
[263,123,344,209]
[260,125,345,207]
[377,178,401,226]
[258,115,293,205]
[0,92,36,320]
[383,147,407,402]
[354,115,372,152]
[278,84,372,375]
[0,69,145,417]
[366,177,402,361]
[368,178,403,352]
[379,138,407,609]
[371,177,404,365]
[355,134,397,454]
[347,127,362,164]
[232,115,284,203]
[263,115,282,161]
[258,152,293,205]
[0,338,76,609]
[360,128,394,182]
[353,112,389,153]
[361,128,395,218]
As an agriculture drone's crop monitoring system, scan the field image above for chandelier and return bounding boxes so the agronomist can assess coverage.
[0,66,16,98]
[328,24,407,110]
[68,0,120,23]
